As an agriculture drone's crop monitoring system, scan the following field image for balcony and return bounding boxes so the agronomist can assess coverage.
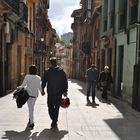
[36,10,48,29]
[129,6,138,25]
[0,0,19,15]
[71,23,78,30]
[43,0,50,9]
[26,47,33,55]
[34,42,48,55]
[81,42,91,55]
[119,14,126,30]
[30,0,40,3]
[20,2,28,23]
[72,35,77,43]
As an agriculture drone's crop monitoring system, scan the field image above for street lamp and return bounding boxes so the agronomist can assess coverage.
[41,37,44,42]
[50,51,53,57]
[40,37,44,76]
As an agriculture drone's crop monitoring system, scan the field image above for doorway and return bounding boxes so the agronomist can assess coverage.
[117,45,124,97]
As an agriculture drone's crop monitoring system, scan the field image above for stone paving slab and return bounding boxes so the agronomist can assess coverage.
[0,79,140,140]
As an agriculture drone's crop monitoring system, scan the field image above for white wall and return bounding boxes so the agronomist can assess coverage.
[115,29,136,101]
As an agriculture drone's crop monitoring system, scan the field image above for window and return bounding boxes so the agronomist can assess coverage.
[129,1,138,24]
[87,11,91,18]
[110,14,114,28]
[87,0,91,10]
[118,0,127,30]
[109,0,115,28]
[103,17,107,31]
[103,0,108,31]
[119,14,126,30]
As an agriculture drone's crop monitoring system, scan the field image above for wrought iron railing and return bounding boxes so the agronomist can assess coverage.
[19,2,28,23]
[43,0,49,9]
[3,0,19,15]
[81,42,91,55]
[34,42,48,55]
[129,6,138,25]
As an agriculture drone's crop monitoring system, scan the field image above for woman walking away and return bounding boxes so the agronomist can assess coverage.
[99,66,113,100]
[21,65,42,129]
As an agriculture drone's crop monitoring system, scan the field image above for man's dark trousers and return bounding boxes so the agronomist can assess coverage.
[47,94,62,123]
[87,81,96,102]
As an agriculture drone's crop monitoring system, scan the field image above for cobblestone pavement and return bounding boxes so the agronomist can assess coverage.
[0,79,140,140]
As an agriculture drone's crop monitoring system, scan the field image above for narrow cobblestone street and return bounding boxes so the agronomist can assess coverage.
[0,79,140,140]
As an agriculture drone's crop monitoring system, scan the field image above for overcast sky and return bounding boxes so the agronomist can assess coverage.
[48,0,81,36]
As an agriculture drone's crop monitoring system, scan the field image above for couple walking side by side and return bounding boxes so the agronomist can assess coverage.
[85,64,113,104]
[20,57,68,129]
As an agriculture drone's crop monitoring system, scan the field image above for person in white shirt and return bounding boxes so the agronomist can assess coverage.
[21,65,42,129]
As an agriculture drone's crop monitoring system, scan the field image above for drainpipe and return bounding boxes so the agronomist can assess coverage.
[2,15,6,95]
[136,23,140,64]
[136,23,140,111]
[132,23,140,111]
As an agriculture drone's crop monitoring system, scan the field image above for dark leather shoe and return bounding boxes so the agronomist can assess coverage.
[87,97,90,102]
[92,100,95,104]
[51,121,57,128]
[29,123,34,129]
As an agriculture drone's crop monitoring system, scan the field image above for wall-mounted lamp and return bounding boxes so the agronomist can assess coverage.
[41,37,44,42]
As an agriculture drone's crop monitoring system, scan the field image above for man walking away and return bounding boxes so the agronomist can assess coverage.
[85,64,99,104]
[98,66,113,100]
[41,57,68,128]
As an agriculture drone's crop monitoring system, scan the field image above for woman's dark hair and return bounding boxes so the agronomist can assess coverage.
[29,65,37,75]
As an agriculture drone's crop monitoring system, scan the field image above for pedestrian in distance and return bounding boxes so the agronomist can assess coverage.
[98,66,113,100]
[85,64,99,104]
[41,57,68,129]
[21,65,42,129]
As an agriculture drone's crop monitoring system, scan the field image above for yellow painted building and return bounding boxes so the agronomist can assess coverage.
[0,0,39,95]
[10,0,37,88]
[0,0,53,95]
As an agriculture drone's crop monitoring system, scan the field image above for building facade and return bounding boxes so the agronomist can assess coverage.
[0,0,54,96]
[71,9,81,79]
[0,0,30,96]
[114,0,140,106]
[71,0,102,80]
[71,0,140,110]
[34,0,49,76]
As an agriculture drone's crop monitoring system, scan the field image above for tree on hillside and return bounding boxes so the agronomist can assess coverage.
[55,33,61,43]
[55,32,65,45]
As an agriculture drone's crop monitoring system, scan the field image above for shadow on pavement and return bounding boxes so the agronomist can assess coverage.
[69,79,140,140]
[30,128,68,140]
[70,79,111,105]
[2,126,68,140]
[104,118,140,140]
[2,125,31,140]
